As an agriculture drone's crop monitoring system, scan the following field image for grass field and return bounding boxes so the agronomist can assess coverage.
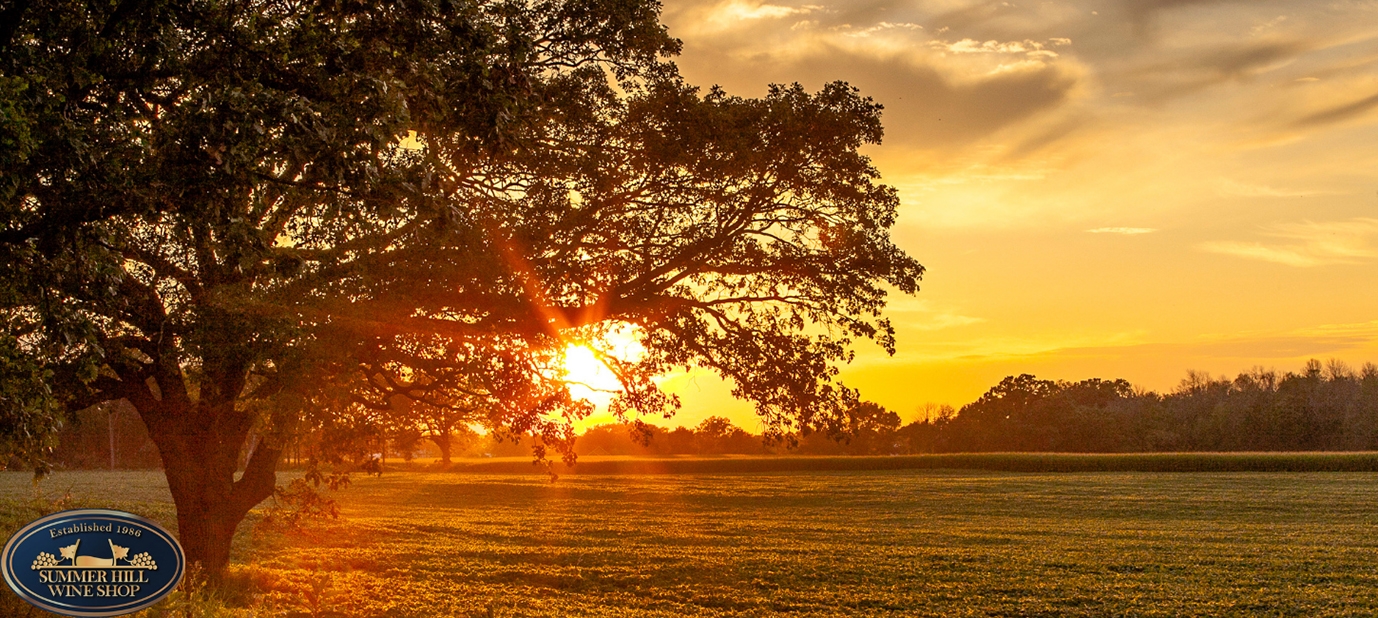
[419,451,1378,474]
[5,461,1378,616]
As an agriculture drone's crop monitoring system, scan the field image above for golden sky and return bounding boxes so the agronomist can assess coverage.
[587,0,1378,431]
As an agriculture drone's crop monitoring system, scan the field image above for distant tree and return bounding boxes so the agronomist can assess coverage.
[693,416,760,454]
[694,416,736,454]
[947,374,1059,451]
[797,401,899,454]
[49,401,161,469]
[575,422,673,456]
[846,402,901,454]
[383,395,481,464]
[462,431,538,458]
[665,426,697,454]
[0,0,920,580]
[387,425,426,462]
[897,360,1378,455]
[897,374,1145,453]
[896,403,954,453]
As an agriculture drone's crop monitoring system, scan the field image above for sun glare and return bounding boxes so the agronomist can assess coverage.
[562,344,624,406]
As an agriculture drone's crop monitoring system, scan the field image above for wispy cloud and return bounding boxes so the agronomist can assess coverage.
[1127,0,1243,23]
[1199,242,1332,267]
[1201,218,1378,267]
[1216,179,1323,198]
[920,320,1378,370]
[1087,227,1157,235]
[688,0,823,33]
[727,0,818,20]
[1293,90,1378,127]
[839,21,922,38]
[930,38,1071,58]
[884,298,985,332]
[914,313,985,331]
[1125,39,1314,101]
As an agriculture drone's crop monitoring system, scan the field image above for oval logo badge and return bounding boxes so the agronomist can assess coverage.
[2,509,186,617]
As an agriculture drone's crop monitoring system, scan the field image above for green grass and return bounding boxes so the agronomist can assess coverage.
[6,463,1378,616]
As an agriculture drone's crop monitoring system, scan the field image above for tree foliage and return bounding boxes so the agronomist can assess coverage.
[0,0,921,578]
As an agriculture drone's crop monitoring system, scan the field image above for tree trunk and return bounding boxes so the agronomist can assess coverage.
[143,401,281,583]
[433,430,453,464]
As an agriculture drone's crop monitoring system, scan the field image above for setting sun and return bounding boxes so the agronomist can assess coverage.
[562,344,624,407]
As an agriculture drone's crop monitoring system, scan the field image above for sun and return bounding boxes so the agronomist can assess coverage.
[558,326,647,424]
[562,344,623,405]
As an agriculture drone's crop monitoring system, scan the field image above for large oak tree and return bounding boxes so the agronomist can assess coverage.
[0,0,923,579]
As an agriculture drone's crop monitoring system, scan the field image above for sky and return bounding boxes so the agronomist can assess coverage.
[585,0,1378,431]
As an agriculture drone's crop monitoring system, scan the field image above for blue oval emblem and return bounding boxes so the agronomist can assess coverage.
[2,509,185,617]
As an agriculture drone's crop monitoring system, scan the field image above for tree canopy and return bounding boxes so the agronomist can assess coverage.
[0,0,922,578]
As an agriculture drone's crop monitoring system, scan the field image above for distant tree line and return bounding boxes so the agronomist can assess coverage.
[901,360,1378,453]
[571,360,1378,456]
[29,359,1378,467]
[44,401,162,469]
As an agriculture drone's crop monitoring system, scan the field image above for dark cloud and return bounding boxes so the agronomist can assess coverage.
[824,0,922,28]
[1121,39,1313,100]
[1122,0,1251,28]
[1200,40,1312,78]
[927,1,1016,33]
[690,48,1080,149]
[1125,0,1241,16]
[896,64,1076,147]
[1118,0,1325,47]
[1293,91,1378,127]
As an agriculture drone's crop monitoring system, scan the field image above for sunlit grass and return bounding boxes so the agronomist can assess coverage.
[5,465,1378,616]
[404,451,1378,474]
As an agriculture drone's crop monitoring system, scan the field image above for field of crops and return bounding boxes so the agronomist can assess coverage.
[5,462,1378,616]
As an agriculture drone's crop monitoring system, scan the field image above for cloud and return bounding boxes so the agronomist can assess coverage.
[1087,227,1156,234]
[841,22,923,38]
[674,43,1081,149]
[677,0,822,34]
[1031,330,1378,366]
[879,61,1079,147]
[942,320,1378,368]
[1198,242,1334,267]
[1125,0,1236,13]
[1123,39,1314,100]
[1071,320,1378,361]
[998,115,1089,161]
[1200,218,1378,267]
[1123,0,1253,29]
[926,1,1019,33]
[931,38,1071,58]
[812,40,1081,147]
[884,298,985,332]
[661,0,1085,151]
[1293,90,1378,127]
[1216,179,1324,198]
[655,0,1378,418]
[913,313,985,331]
[1195,40,1311,78]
